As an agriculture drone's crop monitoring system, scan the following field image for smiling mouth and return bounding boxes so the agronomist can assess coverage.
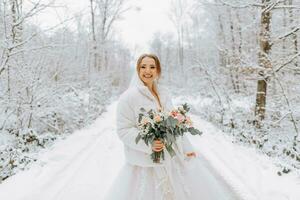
[143,75,153,78]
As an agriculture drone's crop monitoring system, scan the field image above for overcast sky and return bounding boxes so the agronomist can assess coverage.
[29,0,175,55]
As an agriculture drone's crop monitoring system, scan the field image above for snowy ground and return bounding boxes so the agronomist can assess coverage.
[0,101,299,200]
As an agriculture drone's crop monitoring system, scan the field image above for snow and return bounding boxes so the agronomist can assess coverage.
[0,131,14,146]
[190,115,300,200]
[0,102,299,200]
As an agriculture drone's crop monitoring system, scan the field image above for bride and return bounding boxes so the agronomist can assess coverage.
[104,54,239,200]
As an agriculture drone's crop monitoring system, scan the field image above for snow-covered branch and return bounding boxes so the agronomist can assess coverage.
[206,0,263,9]
[271,26,300,46]
[274,52,300,72]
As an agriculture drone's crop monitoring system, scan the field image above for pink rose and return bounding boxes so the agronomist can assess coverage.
[154,115,162,123]
[170,110,179,118]
[176,113,185,123]
[141,117,149,125]
[185,116,193,126]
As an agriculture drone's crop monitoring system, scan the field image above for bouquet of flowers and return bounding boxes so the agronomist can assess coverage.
[135,103,202,163]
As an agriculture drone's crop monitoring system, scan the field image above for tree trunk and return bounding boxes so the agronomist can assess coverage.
[6,0,23,100]
[228,8,239,93]
[288,0,299,74]
[89,0,98,70]
[10,0,23,44]
[217,12,227,67]
[235,10,243,93]
[255,0,272,122]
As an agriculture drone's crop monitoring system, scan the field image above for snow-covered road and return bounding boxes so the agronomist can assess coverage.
[0,102,299,200]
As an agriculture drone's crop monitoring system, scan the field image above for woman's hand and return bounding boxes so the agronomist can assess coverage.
[152,140,164,152]
[186,152,197,158]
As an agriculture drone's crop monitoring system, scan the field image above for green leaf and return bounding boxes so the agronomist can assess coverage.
[182,103,190,112]
[140,107,146,112]
[166,132,174,144]
[166,116,178,128]
[177,128,183,136]
[188,127,203,135]
[171,133,177,143]
[166,145,176,157]
[138,113,144,123]
[135,134,141,144]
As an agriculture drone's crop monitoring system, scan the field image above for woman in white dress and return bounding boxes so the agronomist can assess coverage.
[105,54,240,200]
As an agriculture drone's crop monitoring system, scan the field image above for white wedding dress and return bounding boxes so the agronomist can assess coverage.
[104,150,239,200]
[104,73,240,200]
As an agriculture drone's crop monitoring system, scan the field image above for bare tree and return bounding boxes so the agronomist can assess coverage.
[169,0,190,78]
[89,0,129,71]
[0,0,133,181]
[288,0,299,72]
[254,0,272,123]
[89,0,98,72]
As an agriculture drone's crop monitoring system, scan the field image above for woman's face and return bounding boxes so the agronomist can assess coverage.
[138,57,159,86]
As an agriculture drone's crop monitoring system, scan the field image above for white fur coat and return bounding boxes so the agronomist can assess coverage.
[116,77,194,167]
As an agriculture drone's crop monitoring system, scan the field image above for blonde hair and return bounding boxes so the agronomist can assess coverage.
[136,53,162,78]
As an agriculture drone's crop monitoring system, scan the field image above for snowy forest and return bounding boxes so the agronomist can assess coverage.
[0,0,300,194]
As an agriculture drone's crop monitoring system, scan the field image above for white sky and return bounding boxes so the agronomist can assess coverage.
[29,0,175,54]
[115,0,175,54]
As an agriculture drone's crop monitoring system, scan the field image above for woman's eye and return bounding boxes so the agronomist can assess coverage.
[151,66,156,69]
[141,66,146,68]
